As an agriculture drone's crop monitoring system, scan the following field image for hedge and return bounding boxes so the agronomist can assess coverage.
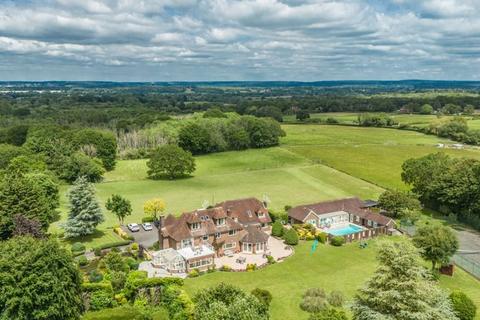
[82,282,114,295]
[93,240,131,251]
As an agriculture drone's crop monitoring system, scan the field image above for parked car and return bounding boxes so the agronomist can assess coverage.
[127,223,140,232]
[142,222,153,231]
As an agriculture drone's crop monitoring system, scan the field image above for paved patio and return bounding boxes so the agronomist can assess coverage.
[138,261,187,279]
[214,236,293,271]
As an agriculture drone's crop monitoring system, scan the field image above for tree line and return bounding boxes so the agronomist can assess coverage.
[402,152,480,230]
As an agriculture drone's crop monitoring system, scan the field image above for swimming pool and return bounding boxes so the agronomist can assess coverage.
[327,224,363,236]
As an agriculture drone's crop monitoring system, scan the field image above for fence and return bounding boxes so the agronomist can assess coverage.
[451,254,480,279]
[399,223,480,280]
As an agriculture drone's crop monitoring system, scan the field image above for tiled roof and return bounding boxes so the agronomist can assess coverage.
[288,198,366,221]
[216,197,271,226]
[162,207,243,241]
[241,225,269,243]
[288,197,394,227]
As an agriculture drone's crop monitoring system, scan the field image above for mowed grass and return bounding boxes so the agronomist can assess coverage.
[282,125,480,189]
[52,147,382,248]
[183,238,480,320]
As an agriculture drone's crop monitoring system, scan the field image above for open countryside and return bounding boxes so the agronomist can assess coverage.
[47,120,480,319]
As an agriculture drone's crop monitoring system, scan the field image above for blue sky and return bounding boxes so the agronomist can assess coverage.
[0,0,479,81]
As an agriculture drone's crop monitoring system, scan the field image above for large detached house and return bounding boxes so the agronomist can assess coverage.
[288,197,396,241]
[155,197,272,273]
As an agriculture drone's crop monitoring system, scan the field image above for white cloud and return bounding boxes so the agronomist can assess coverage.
[0,0,478,80]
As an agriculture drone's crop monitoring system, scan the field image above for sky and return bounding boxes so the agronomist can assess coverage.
[0,0,479,81]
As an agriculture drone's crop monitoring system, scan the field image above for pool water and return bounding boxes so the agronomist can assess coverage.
[327,224,363,236]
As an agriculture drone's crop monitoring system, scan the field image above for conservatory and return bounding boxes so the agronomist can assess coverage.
[152,248,186,273]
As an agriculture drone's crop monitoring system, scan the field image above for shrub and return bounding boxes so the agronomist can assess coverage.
[130,243,139,251]
[304,288,326,298]
[78,255,88,266]
[114,293,127,305]
[304,232,316,241]
[94,247,103,257]
[330,236,345,247]
[308,307,348,320]
[450,291,477,320]
[220,265,232,272]
[271,220,284,237]
[316,232,328,244]
[88,270,103,283]
[327,290,345,307]
[246,263,257,272]
[251,288,273,307]
[71,242,86,253]
[89,290,117,311]
[141,216,155,223]
[125,257,139,270]
[109,271,127,292]
[266,255,276,264]
[207,267,216,273]
[303,223,315,232]
[300,296,328,313]
[283,228,299,245]
[188,269,199,278]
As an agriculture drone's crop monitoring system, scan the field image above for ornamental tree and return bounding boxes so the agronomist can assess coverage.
[413,224,459,270]
[106,194,132,225]
[147,144,195,179]
[352,240,457,320]
[143,198,166,221]
[64,176,104,238]
[0,236,83,320]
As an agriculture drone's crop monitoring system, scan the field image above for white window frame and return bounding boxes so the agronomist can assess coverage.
[181,238,193,248]
[202,234,208,241]
[191,222,200,230]
[215,232,221,239]
[228,229,236,236]
[223,242,236,249]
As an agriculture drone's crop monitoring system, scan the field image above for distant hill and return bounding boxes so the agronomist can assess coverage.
[1,80,480,91]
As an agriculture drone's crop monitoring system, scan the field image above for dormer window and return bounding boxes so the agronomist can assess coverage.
[247,210,252,218]
[204,216,209,220]
[258,212,264,218]
[229,229,236,236]
[215,232,221,239]
[191,222,200,230]
[216,218,226,226]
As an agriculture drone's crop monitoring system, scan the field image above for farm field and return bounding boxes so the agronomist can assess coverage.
[284,112,480,129]
[183,238,480,320]
[281,124,480,189]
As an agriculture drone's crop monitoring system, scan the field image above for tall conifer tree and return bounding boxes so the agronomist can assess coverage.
[64,176,104,238]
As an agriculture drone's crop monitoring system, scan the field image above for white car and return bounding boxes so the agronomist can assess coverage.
[127,223,140,232]
[142,223,153,231]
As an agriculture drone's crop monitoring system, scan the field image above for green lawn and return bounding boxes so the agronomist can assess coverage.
[183,238,480,320]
